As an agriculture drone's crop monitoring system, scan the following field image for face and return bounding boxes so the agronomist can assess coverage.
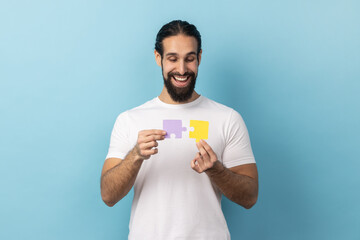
[155,35,202,102]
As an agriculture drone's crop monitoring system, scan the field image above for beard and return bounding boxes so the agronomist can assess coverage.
[162,67,197,103]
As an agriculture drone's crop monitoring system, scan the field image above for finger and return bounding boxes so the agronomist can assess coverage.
[140,148,158,157]
[196,142,217,170]
[198,140,217,165]
[139,134,165,144]
[140,129,167,137]
[196,142,210,162]
[139,141,158,150]
[193,152,202,166]
[191,158,201,173]
[199,139,217,159]
[190,158,196,168]
[194,152,206,172]
[194,152,201,163]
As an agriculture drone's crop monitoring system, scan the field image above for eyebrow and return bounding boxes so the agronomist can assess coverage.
[165,51,197,57]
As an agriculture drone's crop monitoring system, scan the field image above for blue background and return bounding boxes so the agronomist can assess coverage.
[1,0,359,239]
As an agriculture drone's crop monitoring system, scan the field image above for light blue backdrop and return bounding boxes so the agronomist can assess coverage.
[1,0,359,239]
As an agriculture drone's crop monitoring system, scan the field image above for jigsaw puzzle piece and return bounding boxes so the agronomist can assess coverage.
[189,120,209,142]
[163,120,187,139]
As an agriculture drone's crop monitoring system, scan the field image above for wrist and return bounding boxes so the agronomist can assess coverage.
[129,147,145,165]
[205,161,225,177]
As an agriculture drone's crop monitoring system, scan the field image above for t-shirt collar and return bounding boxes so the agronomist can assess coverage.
[154,95,204,109]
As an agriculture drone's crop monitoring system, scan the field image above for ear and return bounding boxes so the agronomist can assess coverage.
[198,49,202,66]
[154,50,162,67]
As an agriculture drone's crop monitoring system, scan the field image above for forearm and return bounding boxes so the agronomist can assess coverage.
[101,148,143,207]
[206,161,258,209]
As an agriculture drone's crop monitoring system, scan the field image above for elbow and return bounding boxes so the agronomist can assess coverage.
[242,182,258,209]
[243,200,256,209]
[103,199,116,207]
[100,178,117,207]
[101,191,116,207]
[101,189,125,207]
[102,196,116,207]
[243,196,258,209]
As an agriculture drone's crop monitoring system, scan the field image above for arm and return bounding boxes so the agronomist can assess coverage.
[100,149,143,207]
[100,129,166,207]
[191,140,258,209]
[206,161,258,209]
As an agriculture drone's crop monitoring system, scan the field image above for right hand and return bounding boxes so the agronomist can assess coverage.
[134,129,167,160]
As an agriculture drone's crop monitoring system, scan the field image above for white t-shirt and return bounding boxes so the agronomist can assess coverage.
[106,95,256,240]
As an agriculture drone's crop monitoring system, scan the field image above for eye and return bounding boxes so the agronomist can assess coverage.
[168,58,177,62]
[186,57,195,62]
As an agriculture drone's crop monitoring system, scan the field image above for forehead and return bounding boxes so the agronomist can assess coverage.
[162,35,198,55]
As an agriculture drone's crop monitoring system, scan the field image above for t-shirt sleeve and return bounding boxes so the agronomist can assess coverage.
[221,109,256,168]
[105,112,132,160]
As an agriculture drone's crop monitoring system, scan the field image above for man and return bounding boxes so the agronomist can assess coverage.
[100,20,258,240]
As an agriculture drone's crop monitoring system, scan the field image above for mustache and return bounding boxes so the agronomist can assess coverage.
[168,71,195,77]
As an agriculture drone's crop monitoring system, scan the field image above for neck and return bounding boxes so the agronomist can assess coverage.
[158,86,200,104]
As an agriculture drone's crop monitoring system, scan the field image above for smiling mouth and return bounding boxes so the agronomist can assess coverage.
[173,75,188,81]
[172,75,190,87]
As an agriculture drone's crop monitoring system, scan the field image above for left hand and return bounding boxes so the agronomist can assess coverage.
[191,139,218,173]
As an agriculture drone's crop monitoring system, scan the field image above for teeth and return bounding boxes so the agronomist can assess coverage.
[174,76,187,81]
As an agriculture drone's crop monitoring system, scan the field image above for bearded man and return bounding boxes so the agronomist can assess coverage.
[100,20,258,240]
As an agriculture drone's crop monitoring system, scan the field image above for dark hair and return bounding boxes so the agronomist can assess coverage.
[155,20,202,58]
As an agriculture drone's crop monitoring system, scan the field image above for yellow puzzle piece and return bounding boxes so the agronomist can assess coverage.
[189,120,209,142]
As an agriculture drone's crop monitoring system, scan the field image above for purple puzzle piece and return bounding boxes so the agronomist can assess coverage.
[163,120,187,139]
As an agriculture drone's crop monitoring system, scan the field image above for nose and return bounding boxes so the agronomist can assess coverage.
[178,60,186,75]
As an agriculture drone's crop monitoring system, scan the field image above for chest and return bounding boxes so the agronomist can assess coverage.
[127,111,227,161]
